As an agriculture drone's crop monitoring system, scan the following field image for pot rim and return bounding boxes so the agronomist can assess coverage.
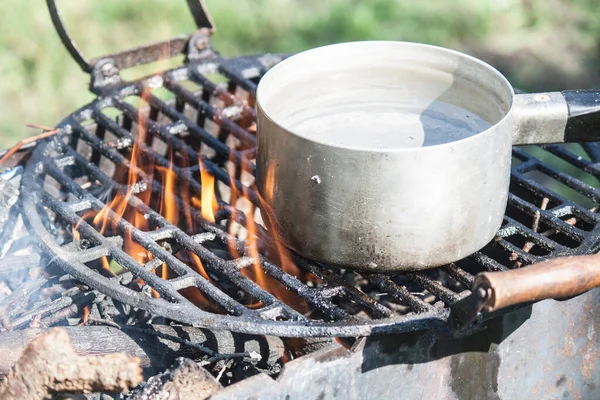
[256,40,515,153]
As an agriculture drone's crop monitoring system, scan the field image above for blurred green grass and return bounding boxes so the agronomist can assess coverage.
[0,0,599,148]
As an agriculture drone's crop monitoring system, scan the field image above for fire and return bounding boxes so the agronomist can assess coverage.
[60,85,156,301]
[156,154,178,289]
[243,205,267,307]
[257,163,304,280]
[179,251,215,309]
[156,149,213,306]
[78,305,90,326]
[179,153,194,231]
[224,156,308,312]
[67,49,311,315]
[72,210,113,276]
[100,257,115,277]
[81,42,179,297]
[224,159,263,302]
[93,86,155,269]
[158,153,178,225]
[191,158,219,223]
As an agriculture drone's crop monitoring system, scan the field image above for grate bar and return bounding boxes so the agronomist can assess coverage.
[582,142,600,162]
[507,192,586,240]
[500,216,569,251]
[217,64,258,94]
[293,260,395,318]
[367,274,436,313]
[72,104,354,321]
[542,145,600,177]
[164,74,256,146]
[536,162,600,203]
[37,162,250,313]
[92,102,259,205]
[114,89,255,173]
[442,263,476,287]
[187,68,257,117]
[18,53,600,337]
[404,273,461,305]
[55,138,344,322]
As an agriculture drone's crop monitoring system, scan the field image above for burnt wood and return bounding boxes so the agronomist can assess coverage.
[0,325,284,377]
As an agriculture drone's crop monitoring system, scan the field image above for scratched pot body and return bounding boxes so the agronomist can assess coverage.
[256,41,599,272]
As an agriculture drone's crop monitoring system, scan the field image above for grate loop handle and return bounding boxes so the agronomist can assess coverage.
[46,0,215,74]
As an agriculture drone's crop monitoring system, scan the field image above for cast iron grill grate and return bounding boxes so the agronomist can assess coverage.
[19,53,600,337]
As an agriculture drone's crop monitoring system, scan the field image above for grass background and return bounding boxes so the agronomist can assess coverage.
[1,0,600,148]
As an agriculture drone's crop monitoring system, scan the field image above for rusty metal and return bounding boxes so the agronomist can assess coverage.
[46,0,214,74]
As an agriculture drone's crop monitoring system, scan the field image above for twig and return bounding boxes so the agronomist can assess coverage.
[203,351,259,365]
[216,362,228,382]
[0,277,48,330]
[513,202,599,267]
[0,124,60,166]
[88,317,120,329]
[513,197,548,268]
[0,328,142,399]
[539,206,598,238]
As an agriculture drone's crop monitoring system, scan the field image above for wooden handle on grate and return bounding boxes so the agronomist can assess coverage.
[474,253,600,312]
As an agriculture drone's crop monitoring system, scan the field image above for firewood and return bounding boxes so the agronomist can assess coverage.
[126,358,223,400]
[0,325,284,377]
[0,327,142,400]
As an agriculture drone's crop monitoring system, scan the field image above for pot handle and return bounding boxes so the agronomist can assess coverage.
[512,90,600,145]
[450,253,600,328]
[562,90,600,142]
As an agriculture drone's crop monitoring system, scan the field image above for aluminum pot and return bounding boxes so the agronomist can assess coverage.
[255,41,600,272]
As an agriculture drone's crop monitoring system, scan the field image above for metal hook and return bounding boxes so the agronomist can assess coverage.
[46,0,215,74]
[47,0,91,72]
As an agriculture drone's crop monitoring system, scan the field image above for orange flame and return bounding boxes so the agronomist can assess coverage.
[223,154,308,312]
[93,95,153,264]
[87,85,156,303]
[226,173,242,260]
[78,305,90,326]
[192,158,219,223]
[158,150,179,226]
[243,206,267,308]
[179,153,194,231]
[72,209,97,241]
[100,256,114,276]
[179,251,216,310]
[72,210,114,276]
[154,148,213,307]
[67,40,231,311]
[258,163,304,279]
[68,46,313,316]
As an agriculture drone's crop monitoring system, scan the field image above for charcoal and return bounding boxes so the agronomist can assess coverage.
[126,358,222,400]
[0,175,19,227]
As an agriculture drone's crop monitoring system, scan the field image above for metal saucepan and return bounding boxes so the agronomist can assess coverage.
[255,41,600,273]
